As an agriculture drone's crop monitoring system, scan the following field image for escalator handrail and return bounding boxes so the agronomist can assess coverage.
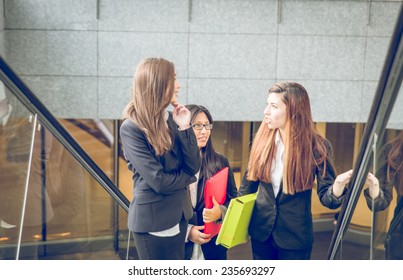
[0,56,130,212]
[327,4,403,259]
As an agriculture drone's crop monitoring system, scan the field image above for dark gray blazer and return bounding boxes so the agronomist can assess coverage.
[120,112,201,233]
[239,140,345,250]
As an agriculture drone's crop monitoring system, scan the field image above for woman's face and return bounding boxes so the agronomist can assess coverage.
[192,111,211,149]
[170,73,181,106]
[264,93,287,131]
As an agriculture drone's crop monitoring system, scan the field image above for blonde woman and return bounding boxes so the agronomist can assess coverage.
[120,58,200,260]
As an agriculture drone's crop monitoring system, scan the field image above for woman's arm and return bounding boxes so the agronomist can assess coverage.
[363,146,394,211]
[317,140,351,209]
[171,106,201,175]
[120,120,196,194]
[175,127,201,175]
[238,170,259,196]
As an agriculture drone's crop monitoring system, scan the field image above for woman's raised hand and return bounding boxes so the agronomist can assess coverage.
[172,103,191,130]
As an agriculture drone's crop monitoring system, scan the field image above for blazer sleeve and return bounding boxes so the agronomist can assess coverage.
[238,169,260,197]
[363,144,394,211]
[170,113,201,176]
[317,140,346,209]
[120,120,197,195]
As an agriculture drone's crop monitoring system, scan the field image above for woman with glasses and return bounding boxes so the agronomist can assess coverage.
[184,104,238,260]
[120,58,200,260]
[238,81,353,260]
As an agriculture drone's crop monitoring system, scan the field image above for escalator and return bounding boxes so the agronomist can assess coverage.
[0,5,402,260]
[0,56,132,260]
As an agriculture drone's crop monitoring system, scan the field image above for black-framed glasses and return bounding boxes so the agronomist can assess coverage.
[191,123,213,130]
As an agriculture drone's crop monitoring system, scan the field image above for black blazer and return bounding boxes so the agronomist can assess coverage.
[185,156,238,260]
[239,142,344,250]
[120,112,201,233]
[363,143,402,259]
[364,143,400,211]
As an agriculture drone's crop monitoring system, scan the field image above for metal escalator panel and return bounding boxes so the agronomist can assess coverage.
[0,89,36,259]
[0,57,130,260]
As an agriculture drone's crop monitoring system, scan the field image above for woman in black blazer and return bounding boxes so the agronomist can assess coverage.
[184,105,238,260]
[364,130,402,259]
[239,81,353,260]
[120,58,201,260]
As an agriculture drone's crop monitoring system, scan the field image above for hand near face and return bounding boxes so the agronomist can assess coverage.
[172,103,191,130]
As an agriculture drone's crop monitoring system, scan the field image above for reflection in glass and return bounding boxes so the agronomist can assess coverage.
[364,130,403,260]
[0,86,36,259]
[0,81,128,260]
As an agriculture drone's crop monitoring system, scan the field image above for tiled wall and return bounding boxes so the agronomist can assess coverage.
[3,0,403,128]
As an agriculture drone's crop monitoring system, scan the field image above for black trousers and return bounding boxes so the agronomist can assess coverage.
[132,217,187,260]
[251,235,312,260]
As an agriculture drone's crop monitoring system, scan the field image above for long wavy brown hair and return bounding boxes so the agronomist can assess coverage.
[387,130,403,196]
[247,81,329,195]
[123,58,175,155]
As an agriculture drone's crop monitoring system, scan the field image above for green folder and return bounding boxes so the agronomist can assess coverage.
[215,193,257,249]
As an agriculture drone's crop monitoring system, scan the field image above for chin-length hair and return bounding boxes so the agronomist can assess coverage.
[387,130,403,196]
[186,104,226,196]
[247,81,329,195]
[123,58,175,156]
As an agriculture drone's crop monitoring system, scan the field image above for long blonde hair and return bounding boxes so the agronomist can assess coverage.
[123,58,175,155]
[247,82,329,195]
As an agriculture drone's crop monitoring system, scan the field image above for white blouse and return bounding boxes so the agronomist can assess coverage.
[270,131,284,198]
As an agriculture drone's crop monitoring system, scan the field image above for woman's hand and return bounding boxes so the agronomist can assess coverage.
[188,225,211,245]
[365,172,380,199]
[332,169,353,198]
[203,196,222,223]
[172,103,191,130]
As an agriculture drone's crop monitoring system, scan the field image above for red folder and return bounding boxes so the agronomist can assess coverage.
[203,167,228,237]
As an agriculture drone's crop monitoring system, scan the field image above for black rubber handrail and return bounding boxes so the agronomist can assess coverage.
[0,56,130,212]
[327,4,403,259]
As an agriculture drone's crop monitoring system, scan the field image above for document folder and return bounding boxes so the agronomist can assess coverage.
[203,167,229,237]
[215,193,257,249]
